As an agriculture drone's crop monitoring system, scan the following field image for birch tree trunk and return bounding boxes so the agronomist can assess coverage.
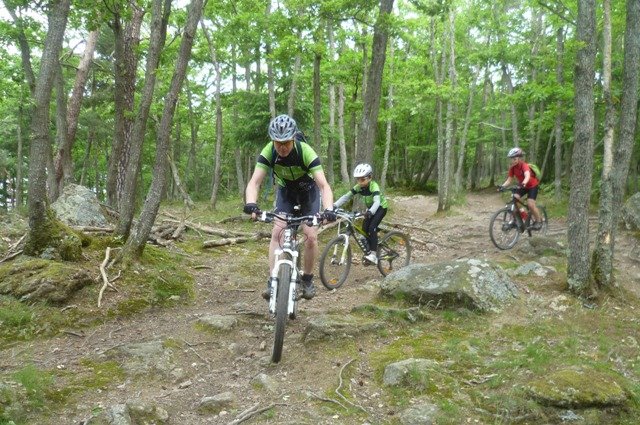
[266,2,276,119]
[567,0,596,296]
[327,20,336,185]
[592,0,640,288]
[313,51,322,152]
[455,76,475,191]
[287,50,302,117]
[120,0,204,260]
[24,0,71,256]
[438,10,456,212]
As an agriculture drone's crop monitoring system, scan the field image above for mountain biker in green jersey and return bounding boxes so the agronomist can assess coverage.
[244,114,336,300]
[498,147,543,230]
[333,163,388,264]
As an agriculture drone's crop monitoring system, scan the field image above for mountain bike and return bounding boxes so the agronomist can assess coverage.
[319,208,411,289]
[489,186,549,250]
[255,208,320,363]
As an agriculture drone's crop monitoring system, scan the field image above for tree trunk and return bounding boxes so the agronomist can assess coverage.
[592,0,640,288]
[501,64,519,147]
[2,1,36,95]
[16,95,24,208]
[381,41,394,190]
[201,21,224,209]
[51,64,67,201]
[326,21,336,185]
[355,0,395,165]
[24,0,71,256]
[120,0,204,260]
[116,0,170,238]
[54,28,99,196]
[338,83,350,182]
[168,153,195,208]
[106,5,145,208]
[287,49,302,117]
[313,51,322,152]
[554,27,565,201]
[438,10,456,212]
[455,75,476,191]
[186,83,199,195]
[567,0,596,296]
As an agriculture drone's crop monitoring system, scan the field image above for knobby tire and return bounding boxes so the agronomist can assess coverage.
[377,231,411,276]
[489,207,520,250]
[272,260,292,363]
[319,236,352,289]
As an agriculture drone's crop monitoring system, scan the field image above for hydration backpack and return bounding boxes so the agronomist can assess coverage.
[528,163,542,180]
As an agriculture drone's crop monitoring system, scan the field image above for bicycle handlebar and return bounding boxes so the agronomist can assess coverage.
[255,210,321,227]
[333,208,365,222]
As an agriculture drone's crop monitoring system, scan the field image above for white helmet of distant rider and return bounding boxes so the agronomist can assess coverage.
[353,163,373,178]
[268,114,297,142]
[507,147,524,158]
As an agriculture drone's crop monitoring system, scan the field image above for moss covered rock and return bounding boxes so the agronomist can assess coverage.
[0,258,93,303]
[527,367,628,408]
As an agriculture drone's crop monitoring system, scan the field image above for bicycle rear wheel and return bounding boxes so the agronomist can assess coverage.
[272,261,291,363]
[489,207,520,250]
[538,206,549,235]
[377,231,411,276]
[319,236,352,290]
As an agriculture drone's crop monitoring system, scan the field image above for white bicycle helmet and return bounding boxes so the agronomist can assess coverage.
[268,114,298,142]
[507,147,524,158]
[353,163,373,178]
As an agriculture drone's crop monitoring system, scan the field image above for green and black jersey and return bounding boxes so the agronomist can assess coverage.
[255,140,322,190]
[334,180,388,214]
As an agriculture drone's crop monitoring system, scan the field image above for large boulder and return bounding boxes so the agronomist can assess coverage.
[380,259,518,312]
[622,192,640,231]
[0,258,93,303]
[51,184,109,227]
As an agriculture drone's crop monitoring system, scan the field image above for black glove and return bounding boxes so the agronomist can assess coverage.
[243,203,259,215]
[364,210,372,219]
[322,209,337,222]
[497,185,504,192]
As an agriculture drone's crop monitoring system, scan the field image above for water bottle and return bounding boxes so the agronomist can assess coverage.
[519,207,528,221]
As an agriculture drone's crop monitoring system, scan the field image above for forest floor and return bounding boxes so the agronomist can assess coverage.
[2,190,640,424]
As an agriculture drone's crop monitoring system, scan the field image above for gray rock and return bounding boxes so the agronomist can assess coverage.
[383,358,439,386]
[511,261,556,277]
[101,341,176,378]
[303,314,382,343]
[398,402,440,425]
[197,392,235,414]
[197,314,238,332]
[251,373,278,394]
[51,184,109,227]
[381,259,518,312]
[622,192,640,231]
[527,367,628,408]
[86,401,168,425]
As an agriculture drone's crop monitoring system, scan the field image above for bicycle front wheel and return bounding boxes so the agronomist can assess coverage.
[319,236,352,290]
[272,261,292,363]
[489,207,520,250]
[377,231,411,276]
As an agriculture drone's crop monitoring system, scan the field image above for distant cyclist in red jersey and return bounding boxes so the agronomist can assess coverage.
[498,147,543,230]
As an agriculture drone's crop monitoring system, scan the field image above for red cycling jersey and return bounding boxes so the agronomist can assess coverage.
[508,162,539,189]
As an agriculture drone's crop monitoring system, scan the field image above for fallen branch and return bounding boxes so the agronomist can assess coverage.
[193,265,214,270]
[309,391,349,410]
[227,403,281,425]
[163,218,255,238]
[203,231,270,248]
[218,215,250,224]
[98,247,119,307]
[71,226,115,233]
[0,250,23,264]
[335,358,367,412]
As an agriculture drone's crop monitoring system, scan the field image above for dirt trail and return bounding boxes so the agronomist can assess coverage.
[7,192,640,424]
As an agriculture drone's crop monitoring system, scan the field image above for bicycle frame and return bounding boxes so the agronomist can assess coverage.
[259,211,319,316]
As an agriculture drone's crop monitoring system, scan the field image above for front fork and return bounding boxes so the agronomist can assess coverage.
[268,247,299,316]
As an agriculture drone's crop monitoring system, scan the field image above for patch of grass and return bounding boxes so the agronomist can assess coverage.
[12,365,55,409]
[76,359,126,390]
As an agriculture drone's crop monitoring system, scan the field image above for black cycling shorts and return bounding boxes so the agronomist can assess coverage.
[516,185,539,200]
[275,184,320,216]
